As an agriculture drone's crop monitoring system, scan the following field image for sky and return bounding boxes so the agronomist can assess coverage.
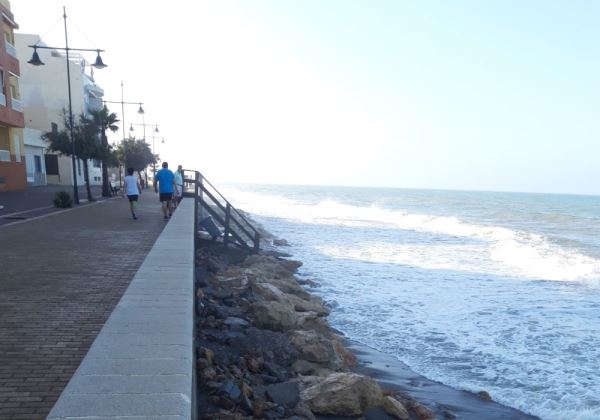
[11,0,600,195]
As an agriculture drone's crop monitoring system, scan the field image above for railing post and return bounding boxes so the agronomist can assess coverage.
[198,173,204,220]
[254,232,260,253]
[194,172,199,236]
[223,203,231,248]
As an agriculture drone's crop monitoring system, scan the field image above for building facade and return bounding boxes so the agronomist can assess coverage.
[0,0,25,192]
[16,33,104,187]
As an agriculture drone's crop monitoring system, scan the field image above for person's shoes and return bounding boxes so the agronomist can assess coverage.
[132,214,137,220]
[164,215,168,220]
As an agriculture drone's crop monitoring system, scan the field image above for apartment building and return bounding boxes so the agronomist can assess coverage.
[16,33,104,187]
[0,0,25,191]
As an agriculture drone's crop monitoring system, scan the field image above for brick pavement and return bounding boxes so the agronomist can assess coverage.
[0,194,169,419]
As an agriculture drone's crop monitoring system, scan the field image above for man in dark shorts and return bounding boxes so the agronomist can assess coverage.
[154,162,177,220]
[123,167,142,220]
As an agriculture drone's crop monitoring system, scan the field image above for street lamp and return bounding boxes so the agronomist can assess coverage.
[27,7,107,205]
[103,83,144,188]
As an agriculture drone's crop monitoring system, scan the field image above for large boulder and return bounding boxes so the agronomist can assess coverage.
[382,396,410,420]
[290,330,342,368]
[243,255,300,278]
[300,373,383,416]
[287,294,330,316]
[250,281,289,302]
[228,327,298,366]
[250,300,298,332]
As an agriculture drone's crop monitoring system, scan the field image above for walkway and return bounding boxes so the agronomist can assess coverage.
[0,194,167,419]
[0,185,118,227]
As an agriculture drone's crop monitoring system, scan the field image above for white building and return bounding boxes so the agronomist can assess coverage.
[15,33,104,186]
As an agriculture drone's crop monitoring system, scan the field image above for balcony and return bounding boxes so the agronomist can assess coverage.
[10,97,21,112]
[4,40,16,58]
[0,149,10,162]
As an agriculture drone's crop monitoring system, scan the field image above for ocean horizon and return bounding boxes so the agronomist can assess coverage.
[223,183,600,420]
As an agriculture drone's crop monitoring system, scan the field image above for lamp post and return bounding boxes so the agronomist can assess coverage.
[27,7,107,205]
[129,123,159,186]
[103,86,144,188]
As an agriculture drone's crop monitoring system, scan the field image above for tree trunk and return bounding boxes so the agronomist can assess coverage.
[83,159,94,202]
[101,128,111,197]
[138,170,145,189]
[101,161,110,197]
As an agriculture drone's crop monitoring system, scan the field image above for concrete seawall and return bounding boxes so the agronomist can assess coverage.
[48,199,195,419]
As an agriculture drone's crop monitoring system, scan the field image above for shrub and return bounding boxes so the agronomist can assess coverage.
[53,191,73,208]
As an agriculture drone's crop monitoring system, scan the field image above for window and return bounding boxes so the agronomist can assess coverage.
[34,155,42,173]
[93,159,101,168]
[51,122,58,134]
[45,154,59,175]
[3,28,13,44]
[0,70,4,93]
[77,159,81,176]
[9,74,19,99]
[13,134,20,162]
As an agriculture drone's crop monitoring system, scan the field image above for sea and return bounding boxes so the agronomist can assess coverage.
[222,184,600,420]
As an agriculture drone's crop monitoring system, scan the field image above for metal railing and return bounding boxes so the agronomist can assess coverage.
[182,169,260,252]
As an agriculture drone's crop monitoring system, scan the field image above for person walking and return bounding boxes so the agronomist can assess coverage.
[173,165,184,208]
[154,161,177,220]
[123,167,142,220]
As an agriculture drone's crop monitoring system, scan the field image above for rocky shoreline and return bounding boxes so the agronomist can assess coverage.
[194,238,537,420]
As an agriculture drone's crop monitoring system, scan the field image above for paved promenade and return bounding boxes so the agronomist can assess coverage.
[0,194,167,419]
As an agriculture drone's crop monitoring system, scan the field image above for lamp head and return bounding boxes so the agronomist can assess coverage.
[28,47,45,66]
[129,124,134,132]
[137,104,144,114]
[92,50,107,69]
[154,126,159,133]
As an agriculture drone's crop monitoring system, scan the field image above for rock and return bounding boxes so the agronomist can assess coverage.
[224,317,250,329]
[202,347,215,364]
[290,330,342,367]
[200,366,217,382]
[280,259,302,272]
[382,396,409,420]
[269,277,312,300]
[297,312,332,336]
[333,337,358,368]
[204,286,233,300]
[245,356,263,373]
[251,281,289,302]
[207,256,227,273]
[297,278,321,288]
[243,255,300,278]
[203,409,244,420]
[477,390,492,401]
[292,403,316,420]
[228,328,298,367]
[264,382,300,408]
[292,360,334,377]
[288,295,330,316]
[263,361,287,381]
[219,380,242,402]
[300,372,383,416]
[273,238,290,246]
[250,300,298,332]
[407,400,436,420]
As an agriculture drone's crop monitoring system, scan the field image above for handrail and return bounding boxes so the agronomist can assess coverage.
[190,170,259,237]
[183,169,259,252]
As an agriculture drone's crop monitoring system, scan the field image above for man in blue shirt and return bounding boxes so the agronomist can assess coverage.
[154,162,177,219]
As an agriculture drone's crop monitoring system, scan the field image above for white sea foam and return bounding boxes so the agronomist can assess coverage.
[224,188,600,284]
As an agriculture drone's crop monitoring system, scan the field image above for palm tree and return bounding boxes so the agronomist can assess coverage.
[90,106,120,197]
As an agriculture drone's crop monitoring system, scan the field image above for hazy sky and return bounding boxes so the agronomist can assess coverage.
[12,1,600,195]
